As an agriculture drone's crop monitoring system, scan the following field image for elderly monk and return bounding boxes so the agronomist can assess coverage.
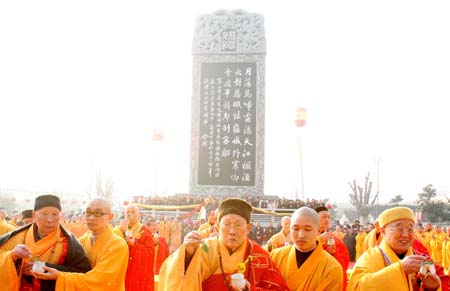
[0,194,91,291]
[113,204,155,291]
[315,206,349,290]
[270,207,343,291]
[158,198,289,291]
[265,216,293,252]
[348,206,441,291]
[34,197,129,291]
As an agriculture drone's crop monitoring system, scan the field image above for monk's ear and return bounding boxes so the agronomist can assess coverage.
[247,223,252,232]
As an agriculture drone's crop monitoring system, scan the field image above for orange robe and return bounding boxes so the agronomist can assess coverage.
[55,227,129,291]
[0,223,91,291]
[113,223,155,291]
[158,238,289,291]
[270,243,343,291]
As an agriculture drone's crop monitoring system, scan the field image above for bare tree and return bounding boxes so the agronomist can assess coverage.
[96,172,114,200]
[348,173,376,220]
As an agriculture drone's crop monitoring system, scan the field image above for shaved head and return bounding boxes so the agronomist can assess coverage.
[291,207,320,228]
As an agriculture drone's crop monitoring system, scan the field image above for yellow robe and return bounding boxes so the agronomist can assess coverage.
[55,227,129,291]
[362,229,383,253]
[198,222,218,238]
[266,231,293,251]
[355,231,367,260]
[159,221,171,243]
[430,232,446,264]
[0,219,16,235]
[270,243,343,291]
[441,237,450,275]
[348,239,442,291]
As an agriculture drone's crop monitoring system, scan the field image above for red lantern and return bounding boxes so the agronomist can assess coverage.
[295,107,307,127]
[123,201,129,206]
[11,197,16,203]
[327,203,333,209]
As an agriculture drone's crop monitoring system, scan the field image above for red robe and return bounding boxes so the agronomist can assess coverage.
[154,236,170,275]
[201,241,289,291]
[412,239,450,291]
[321,235,350,290]
[125,224,155,291]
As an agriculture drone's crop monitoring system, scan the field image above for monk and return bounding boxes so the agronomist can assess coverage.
[158,198,289,291]
[430,225,446,265]
[265,216,293,252]
[0,194,91,291]
[0,207,16,235]
[355,226,367,260]
[315,206,349,290]
[270,207,343,291]
[362,221,383,252]
[348,206,441,291]
[145,217,170,275]
[34,197,129,291]
[198,209,218,238]
[113,204,155,291]
[20,209,35,226]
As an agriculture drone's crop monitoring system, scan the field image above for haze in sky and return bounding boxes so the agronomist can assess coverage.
[1,1,449,204]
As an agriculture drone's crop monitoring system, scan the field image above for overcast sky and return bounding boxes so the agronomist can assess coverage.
[1,1,449,204]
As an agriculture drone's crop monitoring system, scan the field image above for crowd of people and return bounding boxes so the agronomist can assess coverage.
[131,194,328,210]
[0,194,449,290]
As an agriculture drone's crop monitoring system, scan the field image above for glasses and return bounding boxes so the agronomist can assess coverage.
[387,226,415,234]
[36,213,60,220]
[85,211,110,218]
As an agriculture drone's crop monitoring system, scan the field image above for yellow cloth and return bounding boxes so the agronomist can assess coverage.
[442,236,450,275]
[169,221,182,252]
[430,232,446,264]
[362,229,383,253]
[270,243,343,291]
[265,231,292,252]
[0,224,65,291]
[158,237,248,291]
[355,231,367,260]
[113,222,143,239]
[159,221,171,243]
[56,227,129,291]
[0,219,16,235]
[377,207,415,228]
[198,222,218,238]
[347,239,441,291]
